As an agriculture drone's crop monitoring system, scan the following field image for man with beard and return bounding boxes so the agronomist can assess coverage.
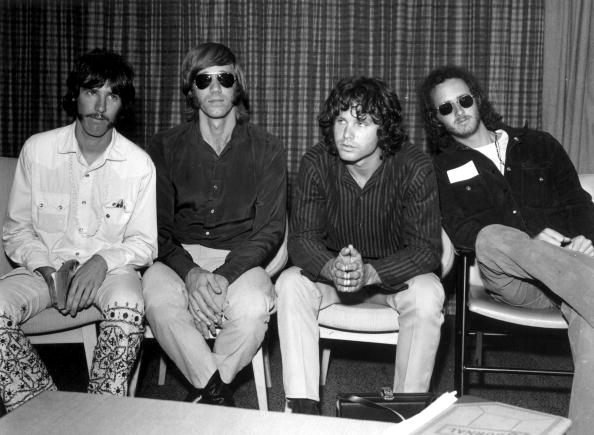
[276,76,444,414]
[418,65,594,434]
[0,48,157,412]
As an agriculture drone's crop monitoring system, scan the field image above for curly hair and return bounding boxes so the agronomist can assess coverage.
[318,76,408,157]
[181,42,250,123]
[62,48,135,124]
[417,65,502,153]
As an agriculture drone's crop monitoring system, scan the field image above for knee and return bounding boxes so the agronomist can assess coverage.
[103,280,144,314]
[275,266,310,304]
[142,263,185,313]
[400,274,445,319]
[228,269,273,322]
[475,224,525,259]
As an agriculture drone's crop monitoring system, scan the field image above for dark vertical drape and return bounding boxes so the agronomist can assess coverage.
[1,0,544,183]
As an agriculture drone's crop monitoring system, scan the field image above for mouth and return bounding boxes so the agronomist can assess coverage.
[87,114,109,122]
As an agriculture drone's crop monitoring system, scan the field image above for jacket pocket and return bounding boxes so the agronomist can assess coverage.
[520,163,558,208]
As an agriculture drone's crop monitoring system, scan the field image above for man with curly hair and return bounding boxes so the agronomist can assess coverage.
[276,76,445,414]
[419,65,594,434]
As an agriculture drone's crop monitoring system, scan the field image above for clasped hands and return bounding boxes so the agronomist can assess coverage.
[36,254,108,317]
[184,266,229,338]
[536,228,594,257]
[329,244,370,293]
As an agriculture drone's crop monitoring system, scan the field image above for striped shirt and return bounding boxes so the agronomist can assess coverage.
[289,141,442,287]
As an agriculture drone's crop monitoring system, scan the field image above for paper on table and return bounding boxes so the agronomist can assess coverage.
[381,391,458,435]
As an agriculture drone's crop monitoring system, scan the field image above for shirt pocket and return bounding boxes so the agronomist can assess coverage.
[520,162,559,208]
[100,200,132,240]
[35,192,70,234]
[448,176,495,217]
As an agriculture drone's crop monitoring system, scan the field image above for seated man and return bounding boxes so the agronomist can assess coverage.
[143,42,286,406]
[418,65,594,435]
[0,48,157,412]
[276,76,445,415]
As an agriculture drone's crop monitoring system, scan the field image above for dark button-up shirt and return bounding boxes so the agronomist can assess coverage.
[148,121,286,284]
[433,125,594,252]
[290,142,442,287]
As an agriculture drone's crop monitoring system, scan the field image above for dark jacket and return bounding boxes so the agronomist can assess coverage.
[433,125,594,252]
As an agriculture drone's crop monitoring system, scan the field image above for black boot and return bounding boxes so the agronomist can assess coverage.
[289,398,319,415]
[186,371,235,407]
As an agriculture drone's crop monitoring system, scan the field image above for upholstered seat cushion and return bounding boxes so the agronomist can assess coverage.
[20,307,102,335]
[318,302,398,332]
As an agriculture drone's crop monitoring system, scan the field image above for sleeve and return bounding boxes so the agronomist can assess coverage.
[288,153,337,279]
[547,134,594,241]
[147,135,198,281]
[2,143,53,272]
[95,155,159,271]
[367,159,442,286]
[213,138,287,284]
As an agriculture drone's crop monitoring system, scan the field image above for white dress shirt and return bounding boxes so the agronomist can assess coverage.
[3,122,158,272]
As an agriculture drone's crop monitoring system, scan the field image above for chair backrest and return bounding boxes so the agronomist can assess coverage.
[468,173,594,286]
[441,228,456,278]
[0,157,18,276]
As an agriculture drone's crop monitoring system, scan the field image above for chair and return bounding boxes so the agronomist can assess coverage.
[129,224,288,409]
[0,157,103,380]
[318,229,456,390]
[453,173,594,395]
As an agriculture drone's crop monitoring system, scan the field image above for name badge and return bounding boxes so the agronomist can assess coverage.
[447,161,479,184]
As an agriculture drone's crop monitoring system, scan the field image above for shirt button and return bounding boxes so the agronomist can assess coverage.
[79,228,84,232]
[75,252,80,256]
[85,174,90,178]
[506,167,511,172]
[106,214,110,218]
[538,177,544,182]
[213,185,218,190]
[465,185,471,191]
[210,209,215,214]
[39,203,44,208]
[58,205,63,210]
[205,231,210,236]
[82,201,86,205]
[512,209,518,215]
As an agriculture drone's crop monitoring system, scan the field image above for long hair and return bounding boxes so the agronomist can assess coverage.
[318,76,408,157]
[62,48,135,124]
[417,65,502,153]
[181,42,250,123]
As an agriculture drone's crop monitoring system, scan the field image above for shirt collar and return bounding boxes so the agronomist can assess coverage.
[57,121,126,162]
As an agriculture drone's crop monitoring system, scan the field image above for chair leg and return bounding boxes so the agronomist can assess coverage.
[81,323,98,376]
[320,346,331,385]
[157,355,167,385]
[472,332,483,366]
[263,343,272,388]
[252,346,268,410]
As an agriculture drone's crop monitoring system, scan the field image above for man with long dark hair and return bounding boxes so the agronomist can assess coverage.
[0,48,157,412]
[276,76,444,414]
[143,42,286,406]
[419,65,594,434]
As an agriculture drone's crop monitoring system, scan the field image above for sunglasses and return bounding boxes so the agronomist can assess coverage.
[194,72,236,90]
[436,94,474,116]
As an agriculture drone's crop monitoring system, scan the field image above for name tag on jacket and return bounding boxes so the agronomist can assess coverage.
[447,161,479,183]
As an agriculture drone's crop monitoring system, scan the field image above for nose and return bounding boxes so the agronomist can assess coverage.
[343,124,354,139]
[95,95,106,113]
[210,77,222,92]
[453,101,465,116]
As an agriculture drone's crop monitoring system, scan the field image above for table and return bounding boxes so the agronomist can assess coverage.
[0,391,397,435]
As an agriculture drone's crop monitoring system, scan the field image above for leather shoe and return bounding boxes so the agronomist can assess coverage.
[189,371,234,407]
[289,398,319,415]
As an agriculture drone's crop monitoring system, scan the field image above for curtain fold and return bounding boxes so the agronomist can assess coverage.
[2,0,544,183]
[543,0,594,173]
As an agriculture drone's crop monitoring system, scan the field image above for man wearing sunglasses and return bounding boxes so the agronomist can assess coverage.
[419,65,594,433]
[143,42,286,407]
[0,49,157,412]
[276,77,444,414]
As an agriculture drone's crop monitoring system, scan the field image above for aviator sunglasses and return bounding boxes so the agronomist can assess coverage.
[194,72,236,90]
[436,94,474,116]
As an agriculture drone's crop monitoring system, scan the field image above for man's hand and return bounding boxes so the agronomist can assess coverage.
[535,228,570,247]
[535,228,594,257]
[566,235,594,256]
[64,255,107,316]
[331,245,368,293]
[184,267,229,338]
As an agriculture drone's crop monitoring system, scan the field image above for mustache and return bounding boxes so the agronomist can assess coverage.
[78,112,113,123]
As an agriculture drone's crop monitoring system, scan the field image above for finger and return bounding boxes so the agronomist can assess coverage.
[190,289,218,322]
[193,318,210,339]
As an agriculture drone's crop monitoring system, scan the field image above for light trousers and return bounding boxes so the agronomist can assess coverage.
[476,224,594,435]
[0,266,144,411]
[276,266,445,401]
[142,244,275,387]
